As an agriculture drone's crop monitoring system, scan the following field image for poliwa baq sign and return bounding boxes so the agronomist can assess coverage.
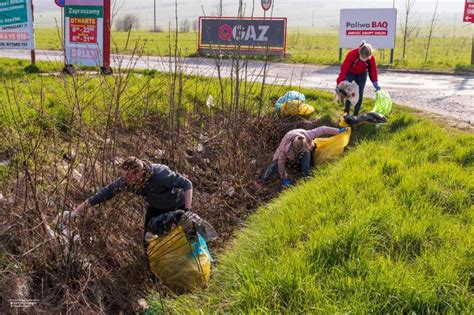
[339,8,397,49]
[199,17,287,56]
[64,0,110,68]
[0,0,34,50]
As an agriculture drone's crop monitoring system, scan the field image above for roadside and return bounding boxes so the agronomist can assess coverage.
[0,49,472,127]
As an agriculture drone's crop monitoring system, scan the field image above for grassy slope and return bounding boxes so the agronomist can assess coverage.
[34,28,473,71]
[151,113,473,313]
[0,58,472,313]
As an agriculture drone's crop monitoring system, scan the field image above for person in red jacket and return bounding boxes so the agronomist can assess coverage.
[336,41,381,116]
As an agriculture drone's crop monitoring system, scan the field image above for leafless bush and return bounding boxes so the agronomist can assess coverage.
[115,13,139,32]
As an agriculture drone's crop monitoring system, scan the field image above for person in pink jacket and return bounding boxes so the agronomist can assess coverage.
[257,126,346,188]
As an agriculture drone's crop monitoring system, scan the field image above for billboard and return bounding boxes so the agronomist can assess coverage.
[339,9,397,49]
[0,0,34,50]
[464,0,474,23]
[199,17,287,56]
[64,0,110,68]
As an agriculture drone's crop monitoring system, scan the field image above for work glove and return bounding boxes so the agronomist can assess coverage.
[373,81,381,91]
[339,127,348,134]
[281,178,292,188]
[52,211,76,229]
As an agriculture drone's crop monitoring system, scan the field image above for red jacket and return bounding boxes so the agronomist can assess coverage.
[337,48,378,84]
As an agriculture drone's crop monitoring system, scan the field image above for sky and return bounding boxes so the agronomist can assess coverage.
[34,0,471,31]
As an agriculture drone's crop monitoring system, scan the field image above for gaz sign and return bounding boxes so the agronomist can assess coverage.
[339,8,397,49]
[464,0,474,23]
[199,17,286,56]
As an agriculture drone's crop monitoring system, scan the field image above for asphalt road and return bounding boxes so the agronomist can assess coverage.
[1,49,473,127]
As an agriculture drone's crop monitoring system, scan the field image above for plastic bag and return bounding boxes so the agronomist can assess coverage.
[281,100,315,117]
[147,226,212,293]
[275,91,306,110]
[313,128,351,164]
[339,112,387,128]
[372,90,392,116]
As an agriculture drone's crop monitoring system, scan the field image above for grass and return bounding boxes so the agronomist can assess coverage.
[148,114,473,313]
[0,58,472,313]
[33,28,474,71]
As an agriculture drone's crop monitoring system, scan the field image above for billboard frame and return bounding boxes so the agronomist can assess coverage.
[198,16,287,56]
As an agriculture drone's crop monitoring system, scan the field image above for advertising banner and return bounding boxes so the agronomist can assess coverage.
[339,9,397,49]
[199,17,286,56]
[0,0,34,50]
[65,0,109,68]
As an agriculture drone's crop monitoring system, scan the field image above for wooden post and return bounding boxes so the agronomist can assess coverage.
[30,0,35,65]
[390,48,394,64]
[471,24,474,65]
[339,48,342,61]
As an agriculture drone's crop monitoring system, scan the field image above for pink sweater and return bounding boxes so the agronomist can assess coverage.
[272,126,340,179]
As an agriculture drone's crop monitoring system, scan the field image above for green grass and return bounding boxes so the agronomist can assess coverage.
[149,114,473,313]
[34,28,474,71]
[0,58,472,313]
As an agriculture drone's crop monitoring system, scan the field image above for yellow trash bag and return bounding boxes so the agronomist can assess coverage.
[313,128,351,164]
[147,226,211,293]
[281,100,315,117]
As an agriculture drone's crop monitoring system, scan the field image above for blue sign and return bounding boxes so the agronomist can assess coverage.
[55,0,65,8]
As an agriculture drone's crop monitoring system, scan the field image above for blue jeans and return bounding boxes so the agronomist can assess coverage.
[344,72,367,116]
[258,151,312,183]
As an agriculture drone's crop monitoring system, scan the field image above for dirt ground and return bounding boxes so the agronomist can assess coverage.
[0,110,341,313]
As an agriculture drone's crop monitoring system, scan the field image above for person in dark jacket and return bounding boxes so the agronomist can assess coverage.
[57,157,193,237]
[336,41,381,116]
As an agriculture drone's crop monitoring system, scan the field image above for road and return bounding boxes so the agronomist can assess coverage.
[1,49,473,127]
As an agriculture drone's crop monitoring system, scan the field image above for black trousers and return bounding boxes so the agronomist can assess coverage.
[143,203,185,247]
[344,71,368,116]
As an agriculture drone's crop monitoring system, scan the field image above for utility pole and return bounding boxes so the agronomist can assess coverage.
[154,0,156,31]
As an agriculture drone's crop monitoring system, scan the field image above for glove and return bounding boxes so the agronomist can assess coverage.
[373,81,381,91]
[281,178,292,188]
[339,127,348,134]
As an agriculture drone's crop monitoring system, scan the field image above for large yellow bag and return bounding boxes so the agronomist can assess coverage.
[281,100,315,117]
[313,128,351,164]
[147,226,211,293]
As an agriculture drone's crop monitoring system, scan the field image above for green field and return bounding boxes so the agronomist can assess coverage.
[151,113,473,313]
[0,58,472,313]
[34,28,474,71]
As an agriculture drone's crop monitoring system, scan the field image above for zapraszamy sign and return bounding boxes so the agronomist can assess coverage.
[198,17,287,56]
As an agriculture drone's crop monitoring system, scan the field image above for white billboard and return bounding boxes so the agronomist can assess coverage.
[339,8,397,49]
[0,0,35,50]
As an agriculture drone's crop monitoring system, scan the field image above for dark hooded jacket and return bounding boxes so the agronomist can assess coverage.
[89,161,192,210]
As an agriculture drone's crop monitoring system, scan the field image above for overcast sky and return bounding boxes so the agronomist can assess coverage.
[34,0,470,30]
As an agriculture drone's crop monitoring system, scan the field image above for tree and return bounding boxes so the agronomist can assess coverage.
[179,18,191,33]
[401,0,419,60]
[424,0,439,63]
[192,19,198,32]
[115,13,139,32]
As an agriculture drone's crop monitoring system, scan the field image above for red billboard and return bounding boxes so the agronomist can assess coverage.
[69,18,98,43]
[464,0,474,23]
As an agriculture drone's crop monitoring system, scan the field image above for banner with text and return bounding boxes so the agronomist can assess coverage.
[199,17,287,56]
[339,8,397,49]
[0,0,34,50]
[65,0,107,67]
